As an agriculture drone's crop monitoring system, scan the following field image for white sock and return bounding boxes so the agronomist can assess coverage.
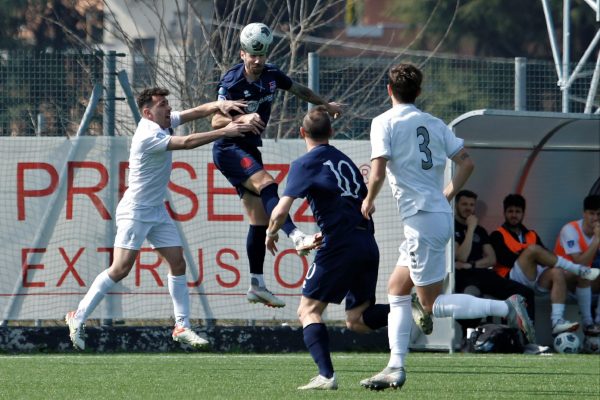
[551,303,566,325]
[554,257,581,275]
[75,270,115,324]
[575,287,593,326]
[432,293,509,319]
[250,274,265,288]
[387,294,411,369]
[168,274,190,328]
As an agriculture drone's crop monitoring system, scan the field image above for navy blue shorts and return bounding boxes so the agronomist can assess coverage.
[212,141,264,198]
[302,229,380,310]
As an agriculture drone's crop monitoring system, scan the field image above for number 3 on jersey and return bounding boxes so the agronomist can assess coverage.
[417,126,433,170]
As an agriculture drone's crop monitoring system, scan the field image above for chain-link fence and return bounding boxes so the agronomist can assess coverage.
[1,50,598,139]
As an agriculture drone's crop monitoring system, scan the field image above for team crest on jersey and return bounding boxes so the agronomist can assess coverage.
[240,157,254,170]
[269,81,276,92]
[246,100,259,113]
[567,240,575,248]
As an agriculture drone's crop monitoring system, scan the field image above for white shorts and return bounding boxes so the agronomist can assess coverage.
[113,198,182,250]
[509,262,550,294]
[397,211,452,286]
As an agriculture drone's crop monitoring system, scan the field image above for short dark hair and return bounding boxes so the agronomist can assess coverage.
[503,193,526,211]
[302,105,331,139]
[584,195,600,211]
[388,63,422,103]
[137,87,170,110]
[456,190,478,203]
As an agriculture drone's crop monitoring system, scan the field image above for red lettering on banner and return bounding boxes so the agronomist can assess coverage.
[67,161,110,220]
[135,248,163,287]
[215,248,241,288]
[17,162,59,221]
[265,164,290,184]
[21,248,46,287]
[97,247,114,266]
[294,200,315,223]
[274,249,308,288]
[166,162,199,222]
[119,161,129,201]
[56,248,85,287]
[187,249,204,287]
[207,163,242,221]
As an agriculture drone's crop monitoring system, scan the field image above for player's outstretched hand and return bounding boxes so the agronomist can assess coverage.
[326,102,345,119]
[265,232,280,256]
[222,121,260,137]
[234,113,265,134]
[217,100,247,118]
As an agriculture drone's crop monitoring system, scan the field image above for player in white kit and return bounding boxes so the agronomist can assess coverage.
[359,64,535,391]
[65,87,261,350]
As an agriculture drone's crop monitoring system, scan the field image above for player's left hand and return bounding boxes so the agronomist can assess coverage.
[265,232,280,256]
[217,100,247,118]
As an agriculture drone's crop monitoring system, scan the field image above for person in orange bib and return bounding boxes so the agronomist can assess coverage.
[490,194,599,335]
[555,195,600,335]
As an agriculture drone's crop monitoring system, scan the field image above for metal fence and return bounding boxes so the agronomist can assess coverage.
[1,50,598,139]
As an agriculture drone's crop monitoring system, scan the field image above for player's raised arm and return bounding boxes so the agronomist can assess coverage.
[167,121,260,150]
[287,82,343,118]
[179,100,247,125]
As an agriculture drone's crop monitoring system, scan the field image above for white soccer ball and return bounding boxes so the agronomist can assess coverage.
[240,23,273,55]
[553,332,580,354]
[583,335,600,354]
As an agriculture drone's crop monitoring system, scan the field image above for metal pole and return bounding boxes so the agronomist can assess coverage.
[76,84,103,136]
[117,70,141,124]
[585,50,600,113]
[103,51,117,136]
[515,57,527,111]
[562,0,571,113]
[308,52,319,111]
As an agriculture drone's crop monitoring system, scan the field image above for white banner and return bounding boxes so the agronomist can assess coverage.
[0,137,403,321]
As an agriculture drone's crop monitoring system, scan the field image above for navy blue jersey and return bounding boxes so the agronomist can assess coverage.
[216,62,293,147]
[283,144,372,238]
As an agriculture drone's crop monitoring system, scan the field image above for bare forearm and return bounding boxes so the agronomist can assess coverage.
[168,129,226,150]
[180,102,220,124]
[289,82,326,105]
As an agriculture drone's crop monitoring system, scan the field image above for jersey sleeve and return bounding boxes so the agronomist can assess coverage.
[142,127,171,154]
[169,111,182,129]
[440,121,464,158]
[558,223,582,255]
[283,160,310,198]
[369,116,391,160]
[273,68,293,91]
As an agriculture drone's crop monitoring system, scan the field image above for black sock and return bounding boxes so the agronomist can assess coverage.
[362,304,390,330]
[303,323,334,378]
[260,183,296,236]
[246,225,266,275]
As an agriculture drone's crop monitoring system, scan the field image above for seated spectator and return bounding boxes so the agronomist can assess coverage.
[454,190,535,336]
[555,194,600,335]
[489,194,599,335]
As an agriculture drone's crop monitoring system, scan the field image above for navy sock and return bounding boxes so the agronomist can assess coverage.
[246,225,266,275]
[260,183,296,236]
[303,323,334,378]
[362,304,390,330]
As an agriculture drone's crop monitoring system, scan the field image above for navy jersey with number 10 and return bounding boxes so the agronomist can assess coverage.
[283,144,372,238]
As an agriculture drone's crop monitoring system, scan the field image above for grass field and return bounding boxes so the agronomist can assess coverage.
[0,352,598,399]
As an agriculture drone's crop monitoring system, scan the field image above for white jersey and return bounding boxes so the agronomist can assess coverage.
[558,219,592,255]
[121,112,181,207]
[370,104,463,219]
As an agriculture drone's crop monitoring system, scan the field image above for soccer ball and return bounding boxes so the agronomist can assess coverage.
[553,332,580,354]
[240,23,273,55]
[583,335,600,354]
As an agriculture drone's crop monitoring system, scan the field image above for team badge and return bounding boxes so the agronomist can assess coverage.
[566,240,575,248]
[246,100,259,113]
[240,157,254,169]
[269,81,276,92]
